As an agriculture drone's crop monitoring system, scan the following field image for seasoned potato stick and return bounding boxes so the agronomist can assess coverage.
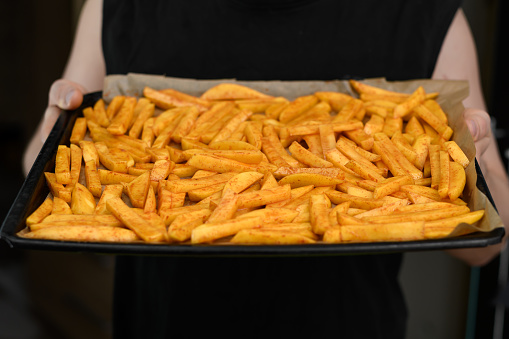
[168,209,212,242]
[444,141,470,168]
[266,184,315,208]
[309,194,332,235]
[278,173,343,189]
[55,145,71,185]
[231,229,316,245]
[360,205,470,224]
[71,183,96,215]
[124,171,151,208]
[279,94,319,123]
[84,160,102,198]
[23,225,139,243]
[392,86,426,118]
[106,197,166,242]
[129,102,155,138]
[339,221,426,243]
[191,216,262,244]
[223,172,264,195]
[448,161,466,201]
[272,166,345,180]
[325,190,386,210]
[70,117,88,145]
[438,151,450,199]
[314,91,353,111]
[105,95,125,120]
[26,197,53,226]
[238,208,298,224]
[201,83,273,101]
[107,97,136,135]
[207,189,239,223]
[79,140,101,166]
[344,160,386,183]
[166,172,235,193]
[261,136,291,167]
[302,134,324,158]
[424,210,484,238]
[289,141,333,168]
[237,184,291,209]
[414,104,453,141]
[51,196,73,215]
[373,175,414,199]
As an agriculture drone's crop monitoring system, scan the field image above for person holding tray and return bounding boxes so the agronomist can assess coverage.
[23,0,509,338]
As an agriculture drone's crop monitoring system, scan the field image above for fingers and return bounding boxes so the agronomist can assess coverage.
[48,79,86,109]
[41,80,86,142]
[464,108,491,141]
[463,108,492,157]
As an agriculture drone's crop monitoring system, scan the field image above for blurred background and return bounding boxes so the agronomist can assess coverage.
[0,0,507,338]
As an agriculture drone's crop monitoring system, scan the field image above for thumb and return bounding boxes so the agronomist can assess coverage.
[41,80,86,142]
[463,108,492,157]
[49,79,86,110]
[463,108,491,142]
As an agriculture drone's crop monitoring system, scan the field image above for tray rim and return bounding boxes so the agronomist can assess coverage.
[0,91,504,257]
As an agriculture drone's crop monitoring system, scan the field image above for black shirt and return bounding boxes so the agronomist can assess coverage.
[102,1,461,338]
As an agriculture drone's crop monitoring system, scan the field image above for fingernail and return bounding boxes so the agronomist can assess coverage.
[467,120,478,140]
[65,91,75,107]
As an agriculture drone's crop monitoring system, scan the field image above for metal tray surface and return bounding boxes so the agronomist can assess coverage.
[0,92,504,257]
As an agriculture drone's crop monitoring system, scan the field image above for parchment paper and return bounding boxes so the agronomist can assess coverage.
[103,73,504,237]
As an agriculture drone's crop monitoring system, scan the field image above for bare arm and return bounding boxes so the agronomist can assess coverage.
[23,0,106,175]
[432,9,509,266]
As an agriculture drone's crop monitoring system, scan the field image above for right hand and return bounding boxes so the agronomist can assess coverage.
[41,79,86,142]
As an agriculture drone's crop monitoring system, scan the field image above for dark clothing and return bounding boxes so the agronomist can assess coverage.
[102,1,461,338]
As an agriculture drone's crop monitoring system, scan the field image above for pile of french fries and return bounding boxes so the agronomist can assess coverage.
[20,80,486,245]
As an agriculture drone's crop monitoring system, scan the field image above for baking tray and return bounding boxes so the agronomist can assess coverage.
[0,91,504,257]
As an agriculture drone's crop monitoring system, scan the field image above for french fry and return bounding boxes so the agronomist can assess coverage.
[278,173,343,189]
[55,145,71,185]
[339,221,426,243]
[223,172,264,195]
[26,197,53,226]
[191,216,262,244]
[105,95,125,121]
[278,95,319,123]
[237,184,291,209]
[231,229,316,245]
[325,190,385,210]
[207,189,239,223]
[201,83,273,101]
[168,209,212,242]
[107,97,136,135]
[106,197,166,242]
[51,196,73,215]
[95,184,123,215]
[71,183,96,215]
[238,208,298,224]
[289,141,333,168]
[84,160,102,198]
[444,141,470,169]
[392,86,426,118]
[373,175,414,199]
[70,117,88,145]
[438,151,450,199]
[34,214,124,229]
[448,161,466,201]
[23,225,140,243]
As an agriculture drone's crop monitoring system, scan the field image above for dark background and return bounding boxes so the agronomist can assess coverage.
[0,1,507,338]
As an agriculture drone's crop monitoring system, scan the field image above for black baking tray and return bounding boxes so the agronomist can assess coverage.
[0,92,504,257]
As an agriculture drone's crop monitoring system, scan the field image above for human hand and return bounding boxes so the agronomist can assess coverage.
[463,108,492,158]
[41,79,86,142]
